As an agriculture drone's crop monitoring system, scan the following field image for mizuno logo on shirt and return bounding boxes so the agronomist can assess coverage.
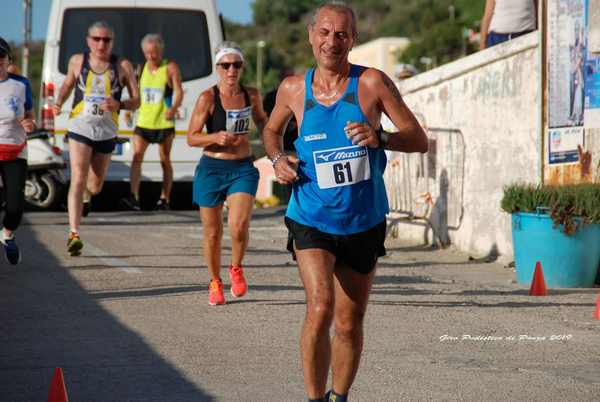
[316,151,336,162]
[314,146,367,163]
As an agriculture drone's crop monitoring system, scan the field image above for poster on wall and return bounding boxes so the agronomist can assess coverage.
[548,127,585,164]
[584,0,600,127]
[547,0,586,129]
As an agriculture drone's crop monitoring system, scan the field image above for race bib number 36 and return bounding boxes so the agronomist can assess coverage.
[226,106,252,135]
[313,145,371,189]
[83,95,106,116]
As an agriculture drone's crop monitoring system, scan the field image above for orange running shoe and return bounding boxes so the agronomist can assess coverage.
[208,279,225,306]
[229,265,247,298]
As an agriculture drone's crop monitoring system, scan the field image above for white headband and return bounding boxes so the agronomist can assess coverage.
[215,48,244,65]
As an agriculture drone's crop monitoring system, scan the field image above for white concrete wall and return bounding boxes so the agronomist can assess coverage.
[387,32,540,258]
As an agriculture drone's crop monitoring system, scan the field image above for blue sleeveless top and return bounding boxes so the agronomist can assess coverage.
[285,64,389,235]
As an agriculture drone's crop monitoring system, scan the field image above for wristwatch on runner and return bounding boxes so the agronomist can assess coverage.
[376,127,389,148]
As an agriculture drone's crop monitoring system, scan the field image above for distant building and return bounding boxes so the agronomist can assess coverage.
[349,37,411,80]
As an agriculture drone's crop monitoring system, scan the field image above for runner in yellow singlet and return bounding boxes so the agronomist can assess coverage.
[121,34,183,211]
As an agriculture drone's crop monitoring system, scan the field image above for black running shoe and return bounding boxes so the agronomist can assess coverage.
[120,194,141,211]
[155,198,170,211]
[82,200,91,217]
[2,236,21,265]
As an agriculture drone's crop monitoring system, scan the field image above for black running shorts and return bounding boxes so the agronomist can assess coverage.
[285,217,386,275]
[67,132,116,154]
[134,127,175,144]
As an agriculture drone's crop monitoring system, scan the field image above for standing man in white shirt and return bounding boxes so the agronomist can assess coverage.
[480,0,538,49]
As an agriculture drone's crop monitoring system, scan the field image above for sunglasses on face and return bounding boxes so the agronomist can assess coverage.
[218,61,243,70]
[89,36,112,44]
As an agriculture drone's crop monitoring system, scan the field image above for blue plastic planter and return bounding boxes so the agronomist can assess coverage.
[512,212,600,287]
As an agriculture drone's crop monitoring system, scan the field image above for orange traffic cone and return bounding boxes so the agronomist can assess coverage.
[594,295,600,320]
[47,367,69,402]
[529,261,547,296]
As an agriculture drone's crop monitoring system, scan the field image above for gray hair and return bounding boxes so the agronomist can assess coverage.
[310,1,357,38]
[88,21,114,38]
[141,33,164,50]
[215,41,242,56]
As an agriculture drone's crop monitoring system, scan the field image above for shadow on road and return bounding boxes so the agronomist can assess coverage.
[0,221,214,402]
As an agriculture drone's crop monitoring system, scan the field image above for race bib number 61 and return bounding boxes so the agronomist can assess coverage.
[313,145,371,189]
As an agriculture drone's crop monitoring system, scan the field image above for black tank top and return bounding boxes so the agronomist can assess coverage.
[206,85,251,133]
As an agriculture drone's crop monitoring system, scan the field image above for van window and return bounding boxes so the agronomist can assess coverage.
[59,8,213,82]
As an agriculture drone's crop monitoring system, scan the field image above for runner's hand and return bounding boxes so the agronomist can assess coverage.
[165,107,177,120]
[230,135,244,147]
[101,98,120,113]
[52,103,62,116]
[274,154,299,184]
[19,118,36,133]
[345,121,379,148]
[213,131,238,147]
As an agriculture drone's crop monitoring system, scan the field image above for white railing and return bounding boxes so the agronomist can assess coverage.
[384,128,465,247]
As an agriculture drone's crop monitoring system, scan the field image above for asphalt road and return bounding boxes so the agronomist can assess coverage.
[1,209,599,401]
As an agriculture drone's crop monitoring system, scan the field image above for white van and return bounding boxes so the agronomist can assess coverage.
[39,0,224,182]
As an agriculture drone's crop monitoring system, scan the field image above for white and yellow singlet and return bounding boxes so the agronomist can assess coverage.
[69,52,123,141]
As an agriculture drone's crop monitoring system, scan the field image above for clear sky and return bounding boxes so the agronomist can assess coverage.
[0,0,254,43]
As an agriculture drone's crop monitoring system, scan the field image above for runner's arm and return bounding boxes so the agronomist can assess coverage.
[187,91,236,148]
[20,78,36,132]
[53,54,81,115]
[372,70,428,153]
[248,87,268,136]
[167,61,183,115]
[120,59,140,111]
[263,77,300,183]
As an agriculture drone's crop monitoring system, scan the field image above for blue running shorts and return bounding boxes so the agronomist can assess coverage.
[193,155,259,207]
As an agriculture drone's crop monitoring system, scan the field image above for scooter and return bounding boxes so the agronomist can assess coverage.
[24,131,67,209]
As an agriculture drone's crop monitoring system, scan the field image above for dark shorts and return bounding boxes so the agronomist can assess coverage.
[193,155,259,207]
[67,132,116,154]
[285,217,386,275]
[134,126,175,144]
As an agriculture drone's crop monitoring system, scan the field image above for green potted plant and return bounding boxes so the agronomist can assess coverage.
[501,183,600,287]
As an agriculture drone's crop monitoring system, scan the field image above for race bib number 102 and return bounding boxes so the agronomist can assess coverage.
[226,106,252,135]
[313,145,371,189]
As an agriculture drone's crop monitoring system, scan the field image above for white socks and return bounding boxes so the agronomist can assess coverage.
[2,230,14,241]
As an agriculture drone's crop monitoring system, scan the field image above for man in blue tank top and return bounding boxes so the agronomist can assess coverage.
[263,3,428,401]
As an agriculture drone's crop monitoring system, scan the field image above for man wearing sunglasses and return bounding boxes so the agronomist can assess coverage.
[53,21,139,256]
[263,2,428,401]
